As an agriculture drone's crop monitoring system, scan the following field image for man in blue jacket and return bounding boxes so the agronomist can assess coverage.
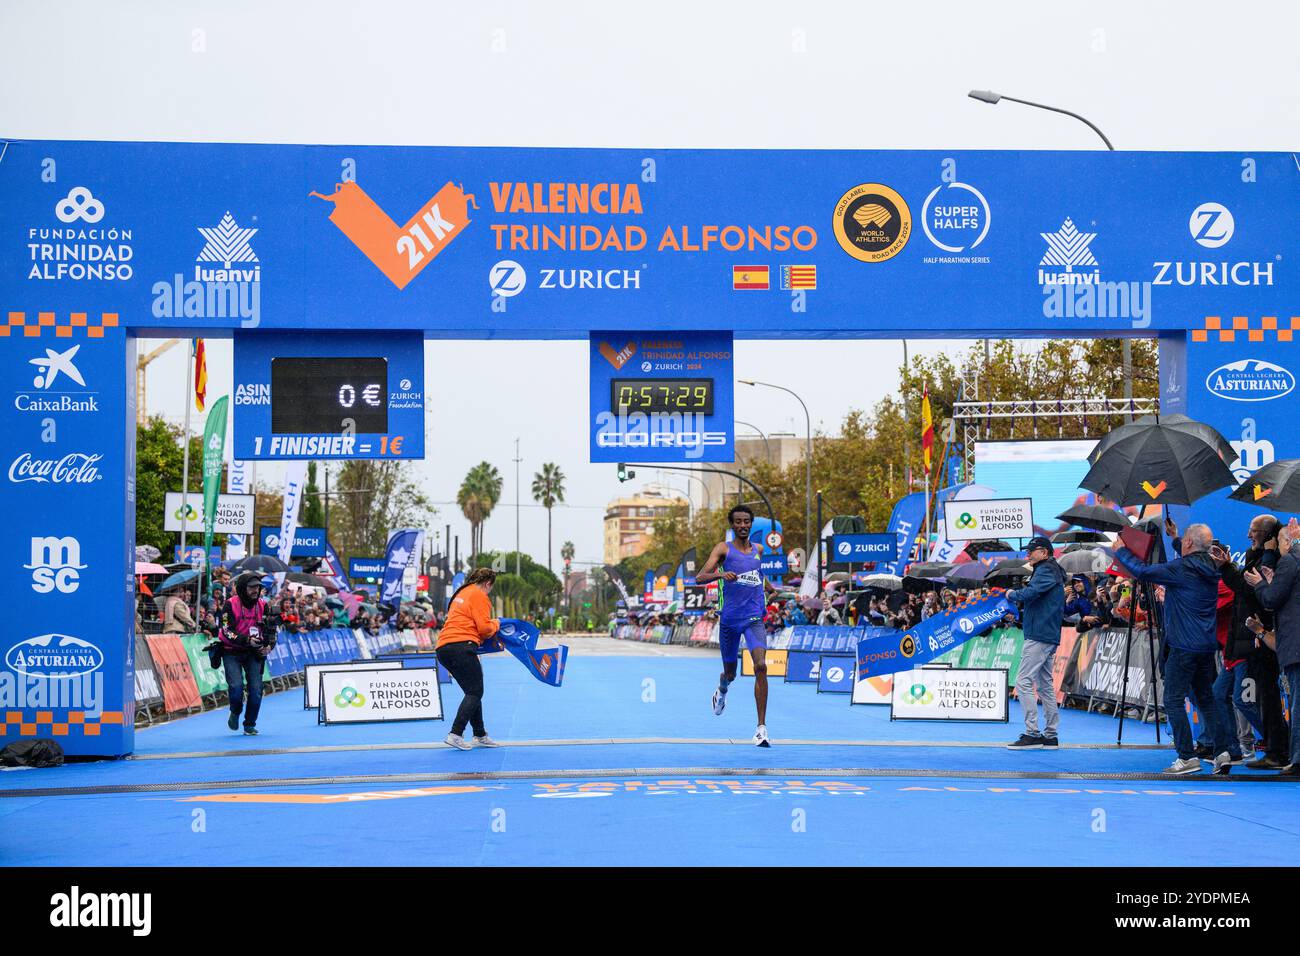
[1114,523,1234,775]
[1005,536,1066,749]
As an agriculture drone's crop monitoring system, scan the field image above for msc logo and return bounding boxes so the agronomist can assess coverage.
[1189,202,1234,248]
[1205,360,1294,403]
[1231,434,1274,485]
[27,535,86,594]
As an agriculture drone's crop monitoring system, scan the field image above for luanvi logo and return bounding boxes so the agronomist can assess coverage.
[49,886,151,936]
[311,180,478,290]
[1038,218,1099,285]
[151,211,262,327]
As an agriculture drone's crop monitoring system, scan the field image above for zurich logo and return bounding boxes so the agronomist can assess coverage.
[489,260,526,297]
[6,633,104,679]
[958,618,975,634]
[500,623,516,637]
[837,541,851,556]
[1189,202,1234,248]
[1205,359,1294,403]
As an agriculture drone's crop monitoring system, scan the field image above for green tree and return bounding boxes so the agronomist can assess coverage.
[134,415,205,556]
[458,462,503,558]
[330,460,436,566]
[468,550,560,618]
[301,461,326,529]
[531,462,566,571]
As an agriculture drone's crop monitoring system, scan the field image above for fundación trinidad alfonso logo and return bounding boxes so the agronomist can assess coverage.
[311,180,478,290]
[903,683,934,705]
[833,184,911,262]
[334,686,366,708]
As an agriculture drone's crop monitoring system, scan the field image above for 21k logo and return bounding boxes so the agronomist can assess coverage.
[311,181,477,290]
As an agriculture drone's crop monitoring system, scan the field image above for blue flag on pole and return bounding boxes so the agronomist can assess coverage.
[879,492,926,574]
[380,528,422,607]
[856,591,1014,678]
[477,618,569,686]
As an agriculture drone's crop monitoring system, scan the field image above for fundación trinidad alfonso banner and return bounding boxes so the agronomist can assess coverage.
[857,592,1015,679]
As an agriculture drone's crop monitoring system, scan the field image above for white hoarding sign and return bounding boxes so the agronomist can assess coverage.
[890,667,1009,721]
[303,660,403,710]
[164,492,256,535]
[319,668,443,724]
[941,498,1034,542]
[851,670,894,705]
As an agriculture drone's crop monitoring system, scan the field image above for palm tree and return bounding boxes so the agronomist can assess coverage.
[458,461,503,559]
[560,539,576,613]
[531,462,566,572]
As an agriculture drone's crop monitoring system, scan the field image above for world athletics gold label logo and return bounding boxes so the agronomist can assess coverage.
[833,183,911,262]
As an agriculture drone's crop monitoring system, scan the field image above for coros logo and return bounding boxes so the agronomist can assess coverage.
[489,260,527,297]
[903,683,934,705]
[1205,360,1294,402]
[833,183,911,262]
[921,181,991,253]
[1189,202,1234,248]
[6,633,104,678]
[334,686,366,708]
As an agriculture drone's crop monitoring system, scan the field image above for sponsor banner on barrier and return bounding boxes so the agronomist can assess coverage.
[831,533,898,565]
[741,649,787,677]
[164,492,255,534]
[144,634,201,713]
[304,659,403,709]
[890,667,1009,721]
[784,649,820,683]
[857,592,1013,679]
[851,669,895,705]
[1052,627,1082,703]
[816,655,855,693]
[133,634,162,704]
[1081,627,1161,707]
[258,525,327,558]
[319,668,443,724]
[941,498,1034,541]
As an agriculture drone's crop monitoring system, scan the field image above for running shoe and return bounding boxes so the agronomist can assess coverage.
[444,733,473,751]
[1212,751,1233,776]
[1246,755,1286,770]
[1040,736,1059,749]
[1163,757,1201,775]
[473,735,501,748]
[1277,765,1300,777]
[243,727,258,736]
[753,724,770,748]
[1007,733,1044,750]
[712,687,726,716]
[227,713,239,731]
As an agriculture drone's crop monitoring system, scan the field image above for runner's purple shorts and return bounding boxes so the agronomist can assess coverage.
[719,618,767,665]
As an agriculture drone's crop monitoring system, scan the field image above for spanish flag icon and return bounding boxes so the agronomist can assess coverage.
[732,265,770,290]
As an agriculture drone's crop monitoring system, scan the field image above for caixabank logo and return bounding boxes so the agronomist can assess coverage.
[311,180,478,290]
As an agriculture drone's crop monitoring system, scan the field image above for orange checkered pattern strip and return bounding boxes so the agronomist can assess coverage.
[1,710,125,737]
[1191,316,1300,344]
[2,311,120,338]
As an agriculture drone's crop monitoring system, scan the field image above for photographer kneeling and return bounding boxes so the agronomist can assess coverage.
[217,572,279,736]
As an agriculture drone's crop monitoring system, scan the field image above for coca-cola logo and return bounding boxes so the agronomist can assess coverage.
[8,452,104,484]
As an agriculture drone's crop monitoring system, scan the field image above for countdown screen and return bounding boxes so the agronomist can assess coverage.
[233,331,424,460]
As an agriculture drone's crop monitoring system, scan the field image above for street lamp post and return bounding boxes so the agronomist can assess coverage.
[968,89,1131,419]
[740,379,812,557]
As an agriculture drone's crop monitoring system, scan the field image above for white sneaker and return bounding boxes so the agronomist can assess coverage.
[712,687,727,716]
[473,735,501,748]
[1212,751,1233,775]
[1163,756,1201,775]
[444,733,473,751]
[753,724,771,748]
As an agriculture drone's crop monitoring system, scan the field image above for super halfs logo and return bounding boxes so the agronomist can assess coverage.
[311,181,477,290]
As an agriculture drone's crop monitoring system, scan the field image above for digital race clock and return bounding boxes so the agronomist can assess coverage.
[610,378,715,415]
[271,357,389,434]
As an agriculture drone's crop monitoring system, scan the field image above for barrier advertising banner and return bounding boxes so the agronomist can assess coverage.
[303,660,403,709]
[816,655,855,693]
[144,635,201,714]
[165,492,256,534]
[318,668,443,724]
[890,667,1009,721]
[851,670,895,705]
[857,592,1013,679]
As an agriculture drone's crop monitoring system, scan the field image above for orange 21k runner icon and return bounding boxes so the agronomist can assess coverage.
[310,180,477,290]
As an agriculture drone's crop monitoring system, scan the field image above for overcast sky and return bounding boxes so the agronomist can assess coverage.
[3,0,1296,567]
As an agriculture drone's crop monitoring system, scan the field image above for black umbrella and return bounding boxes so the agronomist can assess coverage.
[1229,459,1300,512]
[903,562,955,593]
[984,559,1031,585]
[1059,540,1107,553]
[1051,529,1110,544]
[1080,420,1236,507]
[1056,503,1131,533]
[230,554,290,575]
[1087,414,1236,467]
[963,539,1016,557]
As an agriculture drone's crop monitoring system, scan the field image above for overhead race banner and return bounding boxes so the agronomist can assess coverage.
[857,592,1014,679]
[589,330,734,463]
[164,492,254,534]
[942,498,1035,541]
[318,668,443,724]
[233,330,424,460]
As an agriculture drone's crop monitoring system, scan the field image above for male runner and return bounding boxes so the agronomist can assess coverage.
[696,504,775,746]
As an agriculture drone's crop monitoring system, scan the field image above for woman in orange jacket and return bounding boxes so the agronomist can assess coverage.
[436,568,501,750]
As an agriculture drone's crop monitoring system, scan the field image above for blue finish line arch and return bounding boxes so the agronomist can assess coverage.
[1,139,1296,755]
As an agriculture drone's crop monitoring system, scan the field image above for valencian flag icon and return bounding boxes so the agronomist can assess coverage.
[921,385,934,474]
[780,265,817,290]
[732,265,770,290]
